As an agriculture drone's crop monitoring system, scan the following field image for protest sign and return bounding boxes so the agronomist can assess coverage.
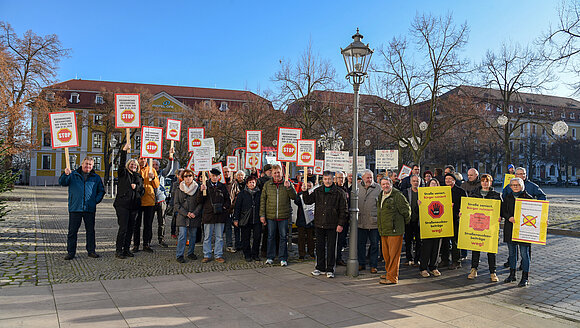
[201,138,216,158]
[140,126,163,159]
[186,152,196,172]
[193,147,212,172]
[458,197,501,253]
[348,156,366,172]
[313,160,324,175]
[297,139,316,167]
[503,174,515,189]
[419,186,454,238]
[512,199,549,245]
[227,156,238,172]
[166,119,181,141]
[375,150,398,171]
[115,94,140,128]
[276,127,302,162]
[50,111,79,149]
[398,165,412,180]
[246,130,262,153]
[324,151,349,172]
[245,152,262,169]
[188,128,205,152]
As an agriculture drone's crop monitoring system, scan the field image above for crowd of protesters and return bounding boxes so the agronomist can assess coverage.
[59,143,547,288]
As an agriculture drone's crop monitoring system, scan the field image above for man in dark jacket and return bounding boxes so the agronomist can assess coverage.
[402,174,421,266]
[399,164,423,190]
[198,168,231,263]
[461,168,481,195]
[440,173,467,269]
[302,171,348,278]
[58,156,105,260]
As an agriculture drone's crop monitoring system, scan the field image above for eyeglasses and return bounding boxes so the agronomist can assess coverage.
[184,175,193,178]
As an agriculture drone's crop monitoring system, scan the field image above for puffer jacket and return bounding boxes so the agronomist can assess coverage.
[139,164,159,207]
[502,180,547,200]
[259,179,297,220]
[301,183,348,229]
[59,167,105,213]
[113,150,144,210]
[358,181,381,229]
[377,187,411,236]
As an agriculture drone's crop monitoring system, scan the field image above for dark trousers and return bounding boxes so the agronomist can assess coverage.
[241,222,262,259]
[67,212,96,256]
[420,238,441,271]
[153,202,165,243]
[357,228,379,269]
[225,214,242,249]
[404,220,421,262]
[114,206,138,254]
[440,222,460,264]
[315,227,338,273]
[297,226,315,257]
[134,206,155,247]
[472,251,496,273]
[336,223,349,262]
[171,213,177,236]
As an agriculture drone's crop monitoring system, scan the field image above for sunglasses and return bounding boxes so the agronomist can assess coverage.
[184,175,193,178]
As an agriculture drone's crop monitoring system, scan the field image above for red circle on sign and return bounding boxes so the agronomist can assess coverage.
[428,201,444,219]
[282,143,296,157]
[315,167,322,173]
[249,156,258,166]
[121,110,135,123]
[169,129,178,138]
[145,141,158,154]
[229,163,235,170]
[301,153,312,163]
[57,128,73,143]
[249,140,259,150]
[192,138,201,147]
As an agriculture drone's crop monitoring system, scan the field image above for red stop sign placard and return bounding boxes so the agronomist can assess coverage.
[228,163,235,170]
[249,140,259,150]
[145,141,158,154]
[428,201,444,219]
[192,138,201,147]
[300,152,312,163]
[315,167,322,174]
[169,129,178,138]
[57,128,73,143]
[282,143,296,157]
[249,155,258,167]
[121,110,135,123]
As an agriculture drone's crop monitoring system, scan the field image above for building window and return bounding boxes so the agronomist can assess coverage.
[496,106,502,112]
[542,128,546,136]
[561,112,566,118]
[219,102,228,112]
[42,155,51,170]
[95,95,104,104]
[573,128,577,138]
[93,156,101,171]
[94,114,103,125]
[45,92,55,101]
[93,132,103,149]
[518,106,524,114]
[572,166,576,176]
[485,103,491,111]
[204,100,211,109]
[509,105,513,113]
[550,165,555,176]
[550,110,554,117]
[529,109,534,115]
[43,131,51,147]
[69,92,80,104]
[571,112,576,119]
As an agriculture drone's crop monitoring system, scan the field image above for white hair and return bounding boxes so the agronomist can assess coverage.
[361,169,374,178]
[515,167,527,175]
[235,170,246,178]
[510,177,525,190]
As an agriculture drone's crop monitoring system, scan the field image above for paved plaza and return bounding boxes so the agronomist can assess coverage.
[0,186,579,327]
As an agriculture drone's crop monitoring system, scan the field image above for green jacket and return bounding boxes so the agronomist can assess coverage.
[259,180,297,220]
[377,188,411,236]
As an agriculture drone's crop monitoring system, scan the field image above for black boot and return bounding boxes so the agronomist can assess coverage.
[518,271,529,287]
[504,269,516,283]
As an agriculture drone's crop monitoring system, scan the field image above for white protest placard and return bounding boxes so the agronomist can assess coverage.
[348,156,366,173]
[115,94,140,128]
[211,163,226,184]
[227,156,238,172]
[324,151,350,172]
[186,152,196,172]
[245,152,262,169]
[264,156,281,166]
[166,119,181,141]
[398,164,412,180]
[49,111,79,148]
[193,147,212,172]
[201,138,216,158]
[297,139,316,167]
[375,150,398,170]
[188,127,205,152]
[313,160,324,175]
[246,130,262,153]
[276,127,302,162]
[140,126,164,159]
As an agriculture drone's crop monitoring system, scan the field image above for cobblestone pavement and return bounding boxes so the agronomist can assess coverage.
[1,186,579,324]
[544,187,580,231]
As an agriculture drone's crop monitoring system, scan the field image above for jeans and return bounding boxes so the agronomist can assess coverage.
[153,202,165,243]
[357,228,379,269]
[267,219,288,261]
[114,206,138,254]
[203,223,225,258]
[67,212,96,256]
[508,242,530,272]
[315,228,338,273]
[240,222,262,259]
[225,214,241,249]
[134,206,155,247]
[176,226,197,258]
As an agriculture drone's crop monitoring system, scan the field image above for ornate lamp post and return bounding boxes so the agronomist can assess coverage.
[318,127,345,151]
[341,28,373,277]
[110,137,118,198]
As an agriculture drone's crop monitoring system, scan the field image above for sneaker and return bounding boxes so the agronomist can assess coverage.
[420,270,430,278]
[467,268,477,280]
[490,273,499,282]
[216,257,225,263]
[159,241,168,248]
[326,272,335,278]
[64,254,74,260]
[176,256,186,263]
[187,254,197,260]
[265,259,274,265]
[431,269,442,277]
[280,260,288,267]
[311,269,322,276]
[87,252,100,258]
[226,247,237,253]
[143,246,154,253]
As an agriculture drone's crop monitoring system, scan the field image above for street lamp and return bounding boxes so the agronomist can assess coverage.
[110,137,118,198]
[318,127,345,151]
[341,28,373,277]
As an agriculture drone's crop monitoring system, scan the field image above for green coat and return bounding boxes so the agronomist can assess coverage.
[259,180,297,220]
[377,188,411,236]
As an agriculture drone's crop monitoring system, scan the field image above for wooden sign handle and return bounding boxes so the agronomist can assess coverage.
[169,140,174,159]
[316,174,319,186]
[64,148,71,170]
[285,162,289,182]
[202,171,207,196]
[125,128,131,153]
[148,158,153,178]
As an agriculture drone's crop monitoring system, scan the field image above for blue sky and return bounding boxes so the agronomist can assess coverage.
[1,0,574,99]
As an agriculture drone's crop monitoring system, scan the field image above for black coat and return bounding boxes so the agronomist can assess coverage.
[174,184,203,228]
[295,192,314,228]
[113,150,144,210]
[450,185,467,222]
[469,186,502,201]
[197,180,231,224]
[502,191,533,244]
[301,184,348,229]
[233,187,261,227]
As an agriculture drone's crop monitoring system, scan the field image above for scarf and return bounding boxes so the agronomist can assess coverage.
[246,185,259,196]
[513,190,523,197]
[180,180,199,196]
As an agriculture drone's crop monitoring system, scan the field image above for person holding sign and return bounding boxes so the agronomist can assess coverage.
[440,173,468,270]
[301,171,348,278]
[133,157,159,254]
[502,178,533,287]
[463,174,502,282]
[418,179,444,277]
[58,157,105,260]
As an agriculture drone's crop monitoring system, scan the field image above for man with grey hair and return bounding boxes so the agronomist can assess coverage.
[502,167,546,200]
[59,157,105,260]
[358,169,382,273]
[461,168,481,194]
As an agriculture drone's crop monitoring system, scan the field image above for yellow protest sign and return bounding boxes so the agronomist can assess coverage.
[512,198,549,245]
[419,186,454,238]
[503,174,515,189]
[457,197,501,253]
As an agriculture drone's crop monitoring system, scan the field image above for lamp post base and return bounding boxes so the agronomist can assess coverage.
[346,259,359,277]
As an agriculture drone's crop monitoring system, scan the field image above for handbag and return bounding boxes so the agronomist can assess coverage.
[208,186,224,214]
[239,204,254,227]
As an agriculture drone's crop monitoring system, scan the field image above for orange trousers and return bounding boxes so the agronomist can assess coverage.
[381,235,404,283]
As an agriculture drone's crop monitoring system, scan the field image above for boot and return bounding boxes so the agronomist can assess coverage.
[504,269,516,283]
[518,271,529,287]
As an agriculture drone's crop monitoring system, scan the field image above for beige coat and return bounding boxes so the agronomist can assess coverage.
[357,181,381,229]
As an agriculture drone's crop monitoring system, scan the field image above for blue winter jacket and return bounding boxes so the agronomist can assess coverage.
[59,167,106,213]
[502,180,547,200]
